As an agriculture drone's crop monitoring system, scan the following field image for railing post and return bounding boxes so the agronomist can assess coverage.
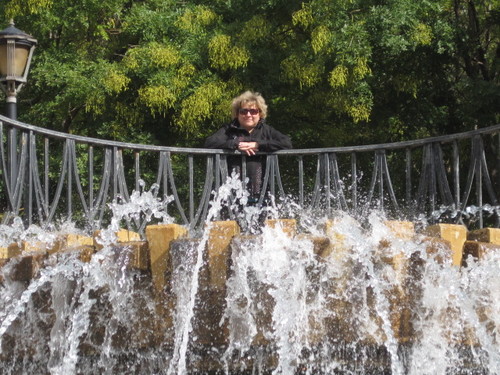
[405,148,411,206]
[298,155,304,207]
[188,154,194,223]
[7,127,17,194]
[351,152,357,211]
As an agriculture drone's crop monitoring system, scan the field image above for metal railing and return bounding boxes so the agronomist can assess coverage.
[0,114,499,233]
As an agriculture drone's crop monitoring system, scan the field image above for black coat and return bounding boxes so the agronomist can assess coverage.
[204,119,292,199]
[204,119,292,151]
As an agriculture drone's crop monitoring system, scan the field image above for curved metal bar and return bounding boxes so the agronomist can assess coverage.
[272,155,286,198]
[459,136,499,226]
[366,151,382,208]
[0,123,14,211]
[190,156,215,231]
[46,140,70,223]
[257,155,272,206]
[93,148,113,229]
[28,133,50,223]
[11,133,28,216]
[155,151,167,198]
[432,143,454,206]
[310,154,323,209]
[380,151,399,211]
[329,153,348,211]
[164,152,189,225]
[68,140,90,220]
[460,136,481,213]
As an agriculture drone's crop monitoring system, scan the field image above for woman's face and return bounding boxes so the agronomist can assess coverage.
[237,103,260,132]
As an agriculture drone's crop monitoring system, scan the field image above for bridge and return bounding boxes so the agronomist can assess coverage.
[0,114,499,232]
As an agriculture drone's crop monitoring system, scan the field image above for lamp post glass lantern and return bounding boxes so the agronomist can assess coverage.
[0,20,37,120]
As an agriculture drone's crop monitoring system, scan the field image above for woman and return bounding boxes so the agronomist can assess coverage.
[204,91,292,202]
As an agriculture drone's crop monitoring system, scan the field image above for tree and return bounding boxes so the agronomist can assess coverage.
[1,0,498,149]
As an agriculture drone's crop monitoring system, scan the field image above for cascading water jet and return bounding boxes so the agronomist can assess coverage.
[0,178,498,375]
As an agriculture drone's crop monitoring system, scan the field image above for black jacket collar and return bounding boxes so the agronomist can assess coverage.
[228,118,265,131]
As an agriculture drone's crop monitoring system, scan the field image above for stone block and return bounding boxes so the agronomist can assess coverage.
[294,234,331,257]
[377,221,415,269]
[93,229,141,250]
[422,224,467,266]
[114,241,150,271]
[0,245,21,259]
[207,221,240,289]
[57,245,95,263]
[321,220,351,261]
[467,228,500,245]
[417,236,453,264]
[116,229,141,242]
[145,224,188,294]
[264,219,297,237]
[374,221,416,343]
[76,245,95,263]
[9,253,47,282]
[0,259,7,284]
[52,234,94,254]
[9,240,54,254]
[384,220,415,240]
[462,240,500,265]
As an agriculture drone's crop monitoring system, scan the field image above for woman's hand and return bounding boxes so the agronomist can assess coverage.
[238,141,259,156]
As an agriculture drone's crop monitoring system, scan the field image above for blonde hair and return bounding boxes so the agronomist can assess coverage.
[231,91,268,119]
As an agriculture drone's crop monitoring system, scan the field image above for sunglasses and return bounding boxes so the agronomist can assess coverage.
[238,108,260,115]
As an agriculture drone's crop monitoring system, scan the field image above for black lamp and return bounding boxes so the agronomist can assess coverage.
[0,20,37,120]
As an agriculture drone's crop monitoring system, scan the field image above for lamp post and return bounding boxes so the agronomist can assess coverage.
[0,20,37,120]
[0,21,37,215]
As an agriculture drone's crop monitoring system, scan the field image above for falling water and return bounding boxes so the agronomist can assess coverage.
[0,178,499,374]
[167,174,250,375]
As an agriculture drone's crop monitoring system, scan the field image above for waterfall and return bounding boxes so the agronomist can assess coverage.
[0,179,499,374]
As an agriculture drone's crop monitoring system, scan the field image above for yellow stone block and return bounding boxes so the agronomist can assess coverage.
[462,240,500,265]
[467,228,500,245]
[116,229,141,242]
[384,220,415,240]
[52,234,94,254]
[93,229,141,250]
[378,221,415,269]
[57,245,95,263]
[119,241,150,271]
[2,241,53,255]
[417,236,453,264]
[376,221,415,343]
[321,219,350,261]
[423,224,467,266]
[0,245,21,259]
[207,221,240,289]
[264,219,297,237]
[145,224,188,294]
[295,234,331,257]
[13,240,54,253]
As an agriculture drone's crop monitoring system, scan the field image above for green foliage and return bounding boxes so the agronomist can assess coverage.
[0,0,497,150]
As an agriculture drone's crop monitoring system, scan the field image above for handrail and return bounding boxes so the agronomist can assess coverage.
[0,114,498,233]
[2,115,499,154]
